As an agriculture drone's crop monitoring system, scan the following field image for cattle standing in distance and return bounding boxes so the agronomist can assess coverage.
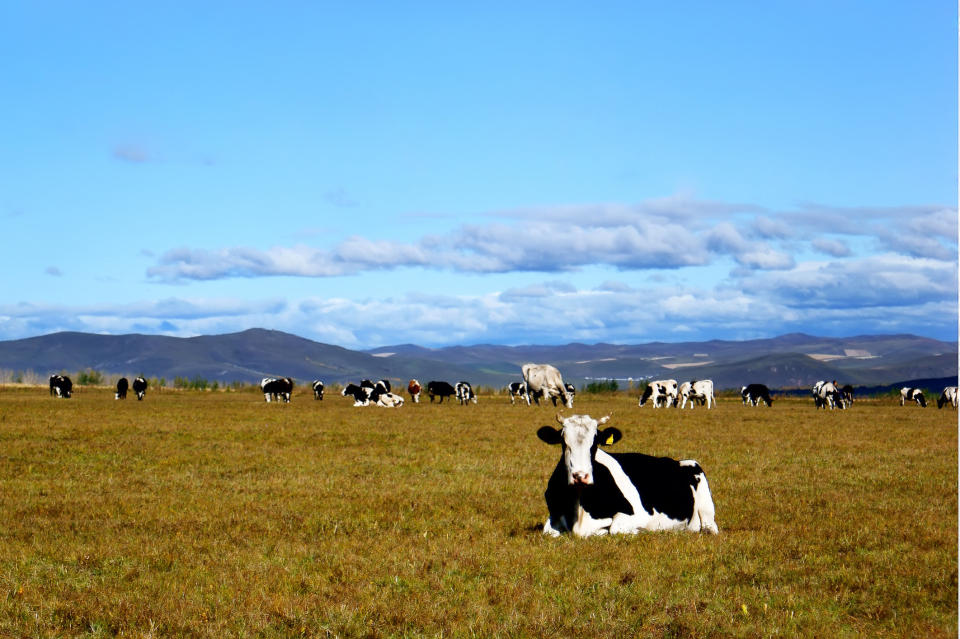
[49,375,72,398]
[312,380,324,400]
[426,381,456,403]
[522,363,573,409]
[740,383,773,407]
[507,381,527,405]
[840,384,855,407]
[261,377,293,403]
[115,377,129,400]
[537,413,719,537]
[812,381,845,409]
[638,379,678,408]
[679,380,715,409]
[407,379,422,404]
[937,386,958,409]
[899,387,927,408]
[455,381,478,405]
[132,376,147,400]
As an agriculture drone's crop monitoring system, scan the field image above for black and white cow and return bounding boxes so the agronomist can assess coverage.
[408,379,422,404]
[812,381,845,409]
[261,377,293,403]
[427,380,456,403]
[937,386,958,409]
[840,384,854,407]
[638,379,678,408]
[342,383,370,406]
[49,375,72,398]
[740,383,772,407]
[312,380,324,400]
[537,413,719,537]
[115,377,129,400]
[372,389,405,407]
[455,381,478,405]
[508,381,527,405]
[522,363,573,409]
[132,376,147,400]
[679,380,715,409]
[899,387,927,408]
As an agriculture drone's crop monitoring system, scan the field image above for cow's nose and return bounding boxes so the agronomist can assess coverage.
[572,472,591,485]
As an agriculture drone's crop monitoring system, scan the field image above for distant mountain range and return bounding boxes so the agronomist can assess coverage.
[0,329,955,391]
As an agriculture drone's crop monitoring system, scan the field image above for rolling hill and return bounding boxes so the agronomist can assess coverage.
[0,329,955,391]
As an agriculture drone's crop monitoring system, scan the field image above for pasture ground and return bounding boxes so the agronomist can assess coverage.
[0,387,956,638]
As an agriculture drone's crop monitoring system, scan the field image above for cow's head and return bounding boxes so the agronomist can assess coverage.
[537,413,620,486]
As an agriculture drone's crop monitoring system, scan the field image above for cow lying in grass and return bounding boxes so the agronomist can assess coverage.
[537,413,718,537]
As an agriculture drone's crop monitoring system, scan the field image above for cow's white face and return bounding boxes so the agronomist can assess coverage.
[538,414,619,486]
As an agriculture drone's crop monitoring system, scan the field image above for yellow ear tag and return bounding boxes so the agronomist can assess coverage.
[605,434,615,445]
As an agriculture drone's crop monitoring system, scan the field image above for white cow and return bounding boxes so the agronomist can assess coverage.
[938,386,958,409]
[812,381,846,409]
[638,379,678,408]
[679,380,714,409]
[538,413,718,537]
[522,363,573,409]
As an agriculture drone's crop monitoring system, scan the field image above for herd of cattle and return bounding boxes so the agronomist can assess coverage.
[41,367,957,541]
[45,370,960,411]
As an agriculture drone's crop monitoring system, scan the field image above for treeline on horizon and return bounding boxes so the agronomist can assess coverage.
[1,368,950,400]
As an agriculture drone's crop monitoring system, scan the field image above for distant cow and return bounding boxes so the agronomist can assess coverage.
[427,381,456,403]
[522,363,573,409]
[115,377,129,400]
[937,386,958,409]
[312,380,324,400]
[49,375,72,398]
[679,380,715,409]
[900,387,927,408]
[538,413,719,537]
[638,379,678,408]
[132,376,147,400]
[740,383,772,407]
[812,381,845,409]
[261,377,293,403]
[407,379,422,403]
[342,383,370,406]
[373,390,405,408]
[455,381,478,405]
[508,381,527,404]
[840,384,854,407]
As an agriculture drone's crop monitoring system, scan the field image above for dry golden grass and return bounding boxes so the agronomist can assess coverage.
[0,386,955,637]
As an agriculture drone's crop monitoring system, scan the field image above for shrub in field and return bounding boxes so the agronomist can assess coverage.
[584,379,619,393]
[75,368,104,386]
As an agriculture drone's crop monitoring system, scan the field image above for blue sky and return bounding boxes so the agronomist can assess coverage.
[2,2,957,348]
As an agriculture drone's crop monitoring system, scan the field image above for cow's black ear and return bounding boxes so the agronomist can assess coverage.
[598,427,622,446]
[537,426,563,445]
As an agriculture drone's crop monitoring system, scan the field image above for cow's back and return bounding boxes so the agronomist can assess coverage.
[600,452,701,522]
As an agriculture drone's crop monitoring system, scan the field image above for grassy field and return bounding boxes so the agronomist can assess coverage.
[0,386,955,638]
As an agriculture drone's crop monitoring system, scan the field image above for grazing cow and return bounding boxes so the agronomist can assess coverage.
[261,377,293,403]
[937,386,958,409]
[740,383,773,407]
[812,381,845,409]
[312,380,324,400]
[427,381,456,403]
[132,376,147,400]
[115,377,129,400]
[49,375,72,398]
[455,381,478,405]
[679,380,715,409]
[900,387,927,408]
[508,381,527,405]
[638,379,678,408]
[342,383,370,406]
[538,413,719,537]
[840,384,854,407]
[407,379,422,403]
[522,363,573,409]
